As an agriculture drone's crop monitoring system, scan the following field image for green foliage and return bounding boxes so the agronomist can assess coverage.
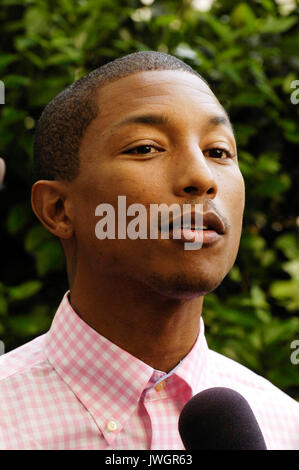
[0,0,298,398]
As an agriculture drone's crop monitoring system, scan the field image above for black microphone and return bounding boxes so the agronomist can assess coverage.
[178,387,267,450]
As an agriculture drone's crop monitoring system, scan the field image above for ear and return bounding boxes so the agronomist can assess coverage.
[31,180,74,239]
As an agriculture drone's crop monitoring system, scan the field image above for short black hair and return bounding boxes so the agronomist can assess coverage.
[33,51,209,182]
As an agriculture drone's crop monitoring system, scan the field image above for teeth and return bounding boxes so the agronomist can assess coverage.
[182,226,208,230]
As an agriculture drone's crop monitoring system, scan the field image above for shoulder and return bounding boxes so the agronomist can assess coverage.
[207,348,298,408]
[0,334,47,381]
[205,348,299,449]
[0,334,72,450]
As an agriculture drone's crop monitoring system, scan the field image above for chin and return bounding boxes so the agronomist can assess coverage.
[143,270,224,300]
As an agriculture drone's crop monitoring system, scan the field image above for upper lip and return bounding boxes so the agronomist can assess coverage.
[161,210,226,234]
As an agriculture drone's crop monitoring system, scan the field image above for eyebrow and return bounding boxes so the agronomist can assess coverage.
[112,112,233,132]
[112,113,170,129]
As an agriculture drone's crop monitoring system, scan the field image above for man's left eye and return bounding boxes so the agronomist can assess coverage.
[204,148,233,159]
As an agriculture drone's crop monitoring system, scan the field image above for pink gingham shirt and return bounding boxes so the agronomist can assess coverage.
[0,291,298,450]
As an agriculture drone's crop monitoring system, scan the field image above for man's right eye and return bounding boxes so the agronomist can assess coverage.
[125,145,161,155]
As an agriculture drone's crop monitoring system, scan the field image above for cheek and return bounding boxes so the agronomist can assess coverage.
[213,176,244,275]
[217,169,245,253]
[232,172,245,226]
[99,161,165,205]
[220,167,245,219]
[70,165,163,254]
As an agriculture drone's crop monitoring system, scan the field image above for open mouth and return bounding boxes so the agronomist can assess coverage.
[159,210,226,245]
[167,211,225,234]
[172,224,208,231]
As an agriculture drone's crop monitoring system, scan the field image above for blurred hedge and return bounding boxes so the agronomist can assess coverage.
[0,0,298,399]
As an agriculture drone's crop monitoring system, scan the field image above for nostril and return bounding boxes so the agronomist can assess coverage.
[184,186,198,193]
[184,186,215,195]
[207,187,215,195]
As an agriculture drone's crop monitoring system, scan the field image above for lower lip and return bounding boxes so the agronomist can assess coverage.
[162,228,222,245]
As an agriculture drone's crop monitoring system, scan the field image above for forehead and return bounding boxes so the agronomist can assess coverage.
[95,70,228,131]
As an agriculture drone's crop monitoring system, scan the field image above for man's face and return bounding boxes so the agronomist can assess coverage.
[68,70,245,299]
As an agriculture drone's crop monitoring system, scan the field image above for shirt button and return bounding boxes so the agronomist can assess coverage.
[106,419,118,432]
[155,380,166,392]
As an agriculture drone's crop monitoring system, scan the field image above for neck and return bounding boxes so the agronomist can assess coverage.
[69,272,204,373]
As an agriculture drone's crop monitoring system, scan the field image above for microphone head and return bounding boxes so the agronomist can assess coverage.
[179,387,267,450]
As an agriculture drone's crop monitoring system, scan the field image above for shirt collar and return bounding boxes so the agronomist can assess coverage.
[172,316,209,397]
[43,291,208,445]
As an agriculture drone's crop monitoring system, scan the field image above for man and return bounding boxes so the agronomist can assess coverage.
[0,51,298,450]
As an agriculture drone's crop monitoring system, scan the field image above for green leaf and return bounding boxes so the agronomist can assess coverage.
[6,204,31,234]
[35,239,65,276]
[284,130,299,143]
[231,3,256,27]
[258,16,298,34]
[275,234,299,259]
[282,260,299,281]
[3,74,31,88]
[213,306,259,328]
[229,266,242,282]
[23,51,45,69]
[14,36,37,51]
[24,7,48,35]
[270,280,299,301]
[205,15,233,43]
[8,281,42,301]
[0,296,8,316]
[0,54,18,72]
[255,174,291,197]
[256,153,280,174]
[25,225,52,253]
[250,285,268,309]
[263,319,299,346]
[7,305,52,337]
[231,91,265,107]
[0,107,27,125]
[240,233,266,251]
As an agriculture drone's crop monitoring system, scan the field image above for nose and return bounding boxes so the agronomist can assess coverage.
[173,145,218,199]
